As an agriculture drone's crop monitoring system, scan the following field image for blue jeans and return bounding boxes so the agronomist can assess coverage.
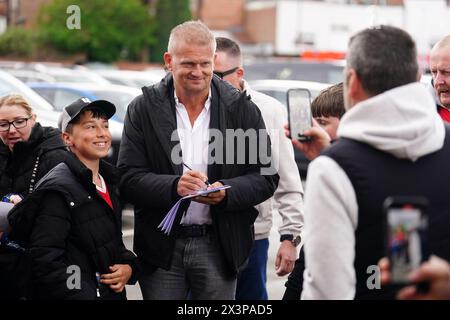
[236,238,269,300]
[139,234,237,300]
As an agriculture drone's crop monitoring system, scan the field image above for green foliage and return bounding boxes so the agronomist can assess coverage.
[0,28,41,58]
[150,0,192,62]
[38,0,155,62]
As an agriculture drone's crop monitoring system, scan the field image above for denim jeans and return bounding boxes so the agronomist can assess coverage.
[139,233,237,300]
[235,238,269,300]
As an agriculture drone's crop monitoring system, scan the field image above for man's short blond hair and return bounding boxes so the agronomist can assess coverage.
[432,35,450,51]
[167,20,216,55]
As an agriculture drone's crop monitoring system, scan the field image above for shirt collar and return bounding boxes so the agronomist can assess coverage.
[241,79,250,92]
[174,88,212,111]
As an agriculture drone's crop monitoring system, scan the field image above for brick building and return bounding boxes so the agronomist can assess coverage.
[0,0,52,28]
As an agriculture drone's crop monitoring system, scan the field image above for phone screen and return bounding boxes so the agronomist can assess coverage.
[387,205,428,284]
[287,88,312,141]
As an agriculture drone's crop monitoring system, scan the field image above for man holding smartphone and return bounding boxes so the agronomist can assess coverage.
[379,256,450,300]
[214,37,304,300]
[301,26,450,299]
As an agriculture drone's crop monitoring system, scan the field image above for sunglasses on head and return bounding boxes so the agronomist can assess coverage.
[213,67,239,79]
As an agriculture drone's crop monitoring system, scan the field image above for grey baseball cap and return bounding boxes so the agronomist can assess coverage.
[58,97,116,132]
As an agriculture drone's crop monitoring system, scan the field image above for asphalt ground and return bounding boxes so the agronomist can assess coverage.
[122,207,292,300]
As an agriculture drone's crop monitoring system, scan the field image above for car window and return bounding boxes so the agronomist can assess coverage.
[133,79,155,87]
[102,76,154,88]
[54,89,83,112]
[31,88,56,106]
[0,72,55,112]
[0,81,21,96]
[92,90,138,122]
[258,90,288,106]
[53,75,93,83]
[103,77,127,86]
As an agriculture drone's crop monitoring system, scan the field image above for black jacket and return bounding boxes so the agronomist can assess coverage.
[118,74,279,276]
[0,123,68,198]
[8,154,139,300]
[0,123,68,300]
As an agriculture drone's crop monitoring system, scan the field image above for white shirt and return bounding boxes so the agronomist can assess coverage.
[174,89,212,225]
[95,173,107,193]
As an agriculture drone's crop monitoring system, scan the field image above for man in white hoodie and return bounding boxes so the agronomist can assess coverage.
[301,25,450,300]
[214,37,304,300]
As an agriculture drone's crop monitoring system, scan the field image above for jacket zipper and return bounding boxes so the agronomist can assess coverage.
[95,272,101,298]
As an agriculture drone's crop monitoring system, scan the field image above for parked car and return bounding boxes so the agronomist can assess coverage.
[244,59,345,84]
[0,62,110,85]
[249,79,332,178]
[27,82,141,123]
[249,79,331,107]
[3,69,57,83]
[31,64,111,85]
[0,70,59,128]
[28,82,139,164]
[93,69,166,88]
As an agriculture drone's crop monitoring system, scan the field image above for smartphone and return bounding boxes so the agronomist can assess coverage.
[384,196,429,285]
[287,88,312,141]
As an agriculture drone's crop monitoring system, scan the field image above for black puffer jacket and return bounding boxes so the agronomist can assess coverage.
[0,123,67,300]
[8,154,139,300]
[0,123,68,198]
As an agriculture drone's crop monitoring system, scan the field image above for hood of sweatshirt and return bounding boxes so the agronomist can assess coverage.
[337,82,445,161]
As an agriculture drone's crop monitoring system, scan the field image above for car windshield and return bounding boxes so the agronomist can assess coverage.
[0,80,20,96]
[0,75,54,111]
[91,90,137,122]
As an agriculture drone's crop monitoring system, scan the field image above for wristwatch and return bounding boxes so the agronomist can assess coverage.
[280,234,301,247]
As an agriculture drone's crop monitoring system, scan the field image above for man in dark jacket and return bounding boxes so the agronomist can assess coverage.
[118,21,279,300]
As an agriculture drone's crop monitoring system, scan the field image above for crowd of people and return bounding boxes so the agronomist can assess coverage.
[1,20,450,300]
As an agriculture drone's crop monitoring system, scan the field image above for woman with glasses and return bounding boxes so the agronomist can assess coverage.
[0,94,68,300]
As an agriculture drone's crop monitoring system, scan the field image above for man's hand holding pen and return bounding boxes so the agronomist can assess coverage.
[177,170,210,196]
[177,166,226,205]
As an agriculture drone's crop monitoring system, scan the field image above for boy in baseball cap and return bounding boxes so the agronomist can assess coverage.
[58,97,116,133]
[10,97,140,299]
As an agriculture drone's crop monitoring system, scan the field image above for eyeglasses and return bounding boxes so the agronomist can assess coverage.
[0,116,32,132]
[213,67,239,79]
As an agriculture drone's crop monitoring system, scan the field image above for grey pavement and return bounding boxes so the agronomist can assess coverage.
[122,208,293,300]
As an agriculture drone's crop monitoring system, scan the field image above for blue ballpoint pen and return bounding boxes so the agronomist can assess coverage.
[182,163,212,187]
